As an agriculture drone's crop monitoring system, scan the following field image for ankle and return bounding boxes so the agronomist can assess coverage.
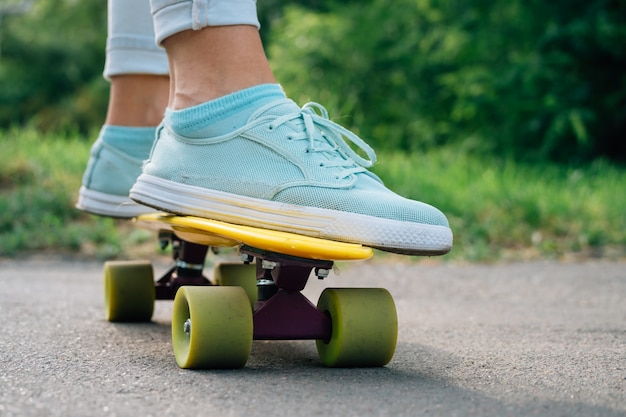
[106,75,169,126]
[163,26,276,109]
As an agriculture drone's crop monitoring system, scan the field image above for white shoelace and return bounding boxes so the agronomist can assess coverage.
[268,102,377,179]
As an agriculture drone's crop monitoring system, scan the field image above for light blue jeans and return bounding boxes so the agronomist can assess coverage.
[105,0,259,79]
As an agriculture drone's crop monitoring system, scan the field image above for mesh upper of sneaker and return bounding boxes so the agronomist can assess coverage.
[141,99,449,228]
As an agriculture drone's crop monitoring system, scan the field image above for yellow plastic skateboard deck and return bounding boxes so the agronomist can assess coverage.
[135,212,373,261]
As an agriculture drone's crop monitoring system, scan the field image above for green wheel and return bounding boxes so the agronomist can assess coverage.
[316,288,398,367]
[104,260,155,322]
[172,286,253,369]
[212,262,257,307]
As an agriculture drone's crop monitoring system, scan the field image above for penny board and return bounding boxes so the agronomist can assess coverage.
[135,213,373,261]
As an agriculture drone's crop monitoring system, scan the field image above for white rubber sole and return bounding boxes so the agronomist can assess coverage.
[76,186,156,218]
[130,174,453,256]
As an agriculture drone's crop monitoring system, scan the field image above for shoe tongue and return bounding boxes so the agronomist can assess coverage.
[247,98,301,122]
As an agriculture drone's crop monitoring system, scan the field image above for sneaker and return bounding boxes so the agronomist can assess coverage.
[77,127,156,218]
[130,98,453,255]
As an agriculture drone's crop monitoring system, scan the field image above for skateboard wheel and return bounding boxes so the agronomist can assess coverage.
[171,286,253,369]
[104,260,155,322]
[316,288,398,367]
[212,262,257,307]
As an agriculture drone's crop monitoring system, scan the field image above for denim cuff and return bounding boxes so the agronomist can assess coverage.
[104,36,168,78]
[151,0,260,45]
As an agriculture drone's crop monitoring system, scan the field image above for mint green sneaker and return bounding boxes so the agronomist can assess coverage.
[77,129,155,218]
[130,99,452,255]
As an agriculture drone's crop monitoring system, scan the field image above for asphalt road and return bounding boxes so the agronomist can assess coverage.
[0,257,624,417]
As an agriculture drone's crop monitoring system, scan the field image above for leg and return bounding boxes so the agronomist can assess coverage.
[105,74,169,127]
[104,0,169,124]
[163,25,275,109]
[77,0,169,217]
[129,0,452,255]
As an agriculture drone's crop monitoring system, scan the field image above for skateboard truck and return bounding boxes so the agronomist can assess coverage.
[242,245,333,341]
[154,233,212,300]
[153,236,332,342]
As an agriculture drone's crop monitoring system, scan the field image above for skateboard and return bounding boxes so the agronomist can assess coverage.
[103,213,397,369]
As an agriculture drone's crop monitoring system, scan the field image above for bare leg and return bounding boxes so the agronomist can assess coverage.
[105,74,169,126]
[162,25,275,110]
[77,0,170,217]
[130,1,453,254]
[78,74,169,217]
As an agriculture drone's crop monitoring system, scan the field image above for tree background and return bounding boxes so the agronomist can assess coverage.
[1,0,624,164]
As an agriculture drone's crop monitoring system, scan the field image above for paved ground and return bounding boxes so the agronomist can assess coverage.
[0,257,624,417]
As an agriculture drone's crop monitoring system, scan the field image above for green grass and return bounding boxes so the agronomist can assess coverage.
[1,128,624,262]
[0,128,152,259]
[373,149,626,261]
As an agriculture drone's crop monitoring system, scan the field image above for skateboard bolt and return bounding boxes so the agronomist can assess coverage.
[262,260,277,270]
[316,268,330,280]
[241,253,254,264]
[183,319,191,336]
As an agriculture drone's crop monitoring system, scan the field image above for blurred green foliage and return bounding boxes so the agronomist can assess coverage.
[0,0,108,132]
[1,0,625,163]
[267,0,626,163]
